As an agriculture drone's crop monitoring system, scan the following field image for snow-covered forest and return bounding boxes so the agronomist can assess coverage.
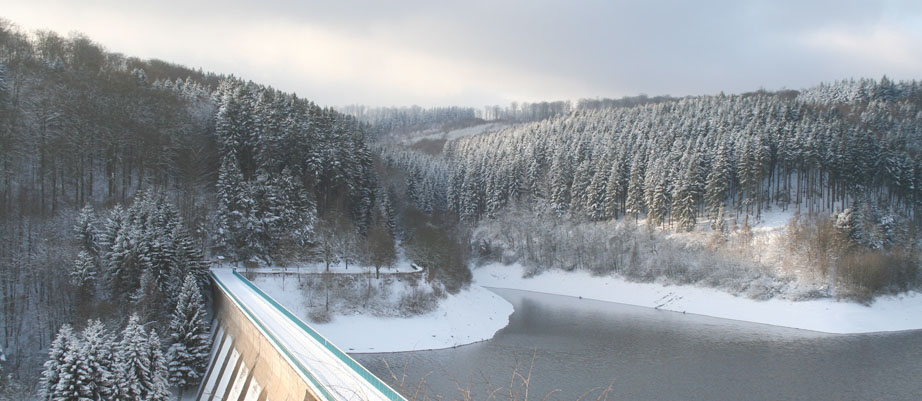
[384,78,922,302]
[2,14,922,399]
[0,21,472,394]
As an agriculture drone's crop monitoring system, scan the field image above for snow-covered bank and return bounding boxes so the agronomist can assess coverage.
[315,286,513,353]
[473,263,922,334]
[254,276,514,352]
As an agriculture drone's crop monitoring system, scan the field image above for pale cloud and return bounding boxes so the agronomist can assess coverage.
[2,1,588,106]
[802,25,922,74]
[3,1,922,107]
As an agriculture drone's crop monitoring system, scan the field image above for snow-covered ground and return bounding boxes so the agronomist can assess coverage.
[313,286,513,353]
[473,262,922,334]
[252,274,514,353]
[398,122,509,145]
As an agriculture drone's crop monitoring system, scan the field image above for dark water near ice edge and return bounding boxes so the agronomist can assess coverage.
[352,288,922,401]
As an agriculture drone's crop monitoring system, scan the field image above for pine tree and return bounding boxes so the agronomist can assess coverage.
[79,320,117,401]
[115,315,151,401]
[643,159,669,227]
[705,144,731,219]
[70,250,96,288]
[548,151,572,215]
[146,331,170,401]
[216,80,259,179]
[39,325,76,401]
[167,274,212,392]
[625,157,646,219]
[215,152,253,262]
[673,157,700,231]
[604,159,625,219]
[586,164,608,220]
[132,270,162,323]
[106,214,140,303]
[74,204,99,258]
[170,225,207,286]
[52,334,89,401]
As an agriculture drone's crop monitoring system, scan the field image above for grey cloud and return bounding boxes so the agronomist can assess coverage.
[8,0,922,106]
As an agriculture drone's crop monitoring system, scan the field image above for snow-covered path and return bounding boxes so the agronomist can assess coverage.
[212,269,404,401]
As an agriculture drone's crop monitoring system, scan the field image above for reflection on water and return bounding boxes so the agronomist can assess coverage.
[353,288,922,401]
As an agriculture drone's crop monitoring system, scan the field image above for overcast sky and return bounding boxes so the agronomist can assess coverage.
[4,1,922,107]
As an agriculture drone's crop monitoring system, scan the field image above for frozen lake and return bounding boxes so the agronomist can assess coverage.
[354,288,922,400]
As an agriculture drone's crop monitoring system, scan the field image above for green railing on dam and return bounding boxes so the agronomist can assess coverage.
[211,270,407,401]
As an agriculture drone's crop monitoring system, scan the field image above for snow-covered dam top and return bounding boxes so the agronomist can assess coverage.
[211,269,406,401]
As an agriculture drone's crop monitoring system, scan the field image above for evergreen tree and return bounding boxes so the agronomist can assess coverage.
[170,225,207,286]
[625,157,646,219]
[604,160,625,219]
[673,157,700,231]
[70,250,96,288]
[39,325,76,401]
[102,206,139,303]
[74,205,99,258]
[167,274,211,392]
[548,151,572,215]
[106,221,140,302]
[216,80,259,179]
[132,270,162,323]
[146,331,170,401]
[586,164,608,220]
[51,334,89,401]
[644,160,669,226]
[705,144,731,219]
[78,320,117,401]
[115,315,151,401]
[215,152,254,262]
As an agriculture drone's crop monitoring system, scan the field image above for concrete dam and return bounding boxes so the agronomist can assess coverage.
[195,270,406,401]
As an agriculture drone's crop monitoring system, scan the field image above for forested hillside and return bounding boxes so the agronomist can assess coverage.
[0,20,446,391]
[386,78,922,301]
[442,81,922,223]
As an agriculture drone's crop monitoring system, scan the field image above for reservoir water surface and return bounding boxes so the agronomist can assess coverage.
[354,288,922,400]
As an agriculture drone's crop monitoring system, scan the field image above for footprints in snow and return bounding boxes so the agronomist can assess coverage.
[655,292,684,310]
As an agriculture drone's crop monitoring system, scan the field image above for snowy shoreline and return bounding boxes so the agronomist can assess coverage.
[246,255,920,356]
[473,263,922,334]
[251,274,515,353]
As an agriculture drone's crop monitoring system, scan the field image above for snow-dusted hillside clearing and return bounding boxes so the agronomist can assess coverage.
[397,122,508,146]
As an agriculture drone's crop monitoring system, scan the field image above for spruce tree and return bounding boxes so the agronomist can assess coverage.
[705,144,731,219]
[70,250,97,288]
[51,333,89,401]
[115,315,152,401]
[146,331,170,401]
[74,204,99,258]
[170,225,207,286]
[132,270,162,323]
[216,152,254,262]
[604,160,625,219]
[106,216,140,303]
[39,325,76,401]
[548,151,572,215]
[79,320,117,401]
[674,158,700,231]
[167,274,212,392]
[625,157,646,219]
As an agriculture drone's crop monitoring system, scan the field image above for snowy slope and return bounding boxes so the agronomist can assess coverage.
[254,274,514,353]
[474,263,922,334]
[312,285,513,353]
